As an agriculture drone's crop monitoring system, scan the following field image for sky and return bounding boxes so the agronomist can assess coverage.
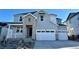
[0,9,79,22]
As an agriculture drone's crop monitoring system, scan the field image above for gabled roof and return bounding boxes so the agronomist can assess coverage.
[66,12,79,22]
[14,11,37,15]
[0,22,7,26]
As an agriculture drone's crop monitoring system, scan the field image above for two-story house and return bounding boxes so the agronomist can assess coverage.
[1,10,68,40]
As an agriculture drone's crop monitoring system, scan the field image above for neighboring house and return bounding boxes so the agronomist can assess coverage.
[66,12,79,40]
[1,10,68,40]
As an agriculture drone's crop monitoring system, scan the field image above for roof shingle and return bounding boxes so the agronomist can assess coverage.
[14,11,37,15]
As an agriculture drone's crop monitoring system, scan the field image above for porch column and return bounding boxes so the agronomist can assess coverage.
[23,25,26,38]
[32,21,36,40]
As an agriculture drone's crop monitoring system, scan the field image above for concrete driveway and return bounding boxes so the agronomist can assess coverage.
[34,40,79,49]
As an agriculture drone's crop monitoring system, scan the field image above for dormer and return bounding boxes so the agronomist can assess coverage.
[38,10,46,14]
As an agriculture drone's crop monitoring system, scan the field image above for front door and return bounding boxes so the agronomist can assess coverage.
[26,25,32,37]
[29,27,32,37]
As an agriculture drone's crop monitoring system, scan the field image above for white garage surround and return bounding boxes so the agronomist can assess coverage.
[36,29,56,40]
[58,31,68,40]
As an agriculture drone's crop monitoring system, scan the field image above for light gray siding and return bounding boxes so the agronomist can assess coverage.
[67,14,79,35]
[6,10,67,39]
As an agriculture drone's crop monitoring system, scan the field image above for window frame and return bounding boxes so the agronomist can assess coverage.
[28,18,31,22]
[40,16,44,21]
[16,29,19,32]
[19,16,22,21]
[20,29,23,33]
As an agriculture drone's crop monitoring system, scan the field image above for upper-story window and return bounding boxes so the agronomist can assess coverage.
[19,16,22,21]
[28,18,31,22]
[40,16,44,21]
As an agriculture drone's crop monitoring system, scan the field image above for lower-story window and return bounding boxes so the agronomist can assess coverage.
[16,29,19,32]
[21,30,23,32]
[16,27,23,33]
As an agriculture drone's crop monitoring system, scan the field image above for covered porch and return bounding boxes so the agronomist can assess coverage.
[6,23,24,39]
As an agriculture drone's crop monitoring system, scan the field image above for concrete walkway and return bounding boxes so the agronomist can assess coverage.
[34,40,79,49]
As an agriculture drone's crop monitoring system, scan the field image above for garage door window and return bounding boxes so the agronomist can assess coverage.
[36,30,56,40]
[42,31,45,32]
[37,31,41,32]
[58,31,66,33]
[51,31,54,32]
[37,31,54,32]
[46,31,50,32]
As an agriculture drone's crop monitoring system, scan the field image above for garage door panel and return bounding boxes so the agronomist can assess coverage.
[36,31,56,40]
[58,32,68,40]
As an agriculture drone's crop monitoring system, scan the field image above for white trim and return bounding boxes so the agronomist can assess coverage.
[57,30,67,31]
[49,14,57,16]
[36,29,56,32]
[38,10,48,14]
[23,13,37,19]
[8,24,23,25]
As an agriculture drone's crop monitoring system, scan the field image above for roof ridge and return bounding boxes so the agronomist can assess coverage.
[14,11,37,15]
[66,12,79,21]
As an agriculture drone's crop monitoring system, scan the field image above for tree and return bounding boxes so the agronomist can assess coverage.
[0,22,7,26]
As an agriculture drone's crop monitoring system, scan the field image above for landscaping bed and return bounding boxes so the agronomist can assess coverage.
[0,38,35,49]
